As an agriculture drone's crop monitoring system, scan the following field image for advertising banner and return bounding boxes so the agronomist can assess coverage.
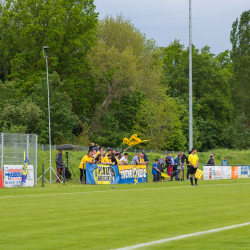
[232,166,241,179]
[86,164,120,184]
[119,164,147,184]
[240,166,250,178]
[203,166,231,180]
[4,165,34,187]
[86,164,148,184]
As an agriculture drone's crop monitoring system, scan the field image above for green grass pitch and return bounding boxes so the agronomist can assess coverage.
[1,179,250,250]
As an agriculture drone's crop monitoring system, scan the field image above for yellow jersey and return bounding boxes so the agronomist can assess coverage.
[139,157,145,163]
[115,157,120,164]
[103,156,111,163]
[79,155,93,169]
[188,154,199,167]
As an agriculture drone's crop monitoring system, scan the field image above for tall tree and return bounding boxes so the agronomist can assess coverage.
[162,40,232,150]
[230,10,250,122]
[0,0,98,116]
[87,14,164,132]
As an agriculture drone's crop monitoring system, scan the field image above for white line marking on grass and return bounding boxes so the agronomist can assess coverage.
[112,222,250,250]
[0,182,250,199]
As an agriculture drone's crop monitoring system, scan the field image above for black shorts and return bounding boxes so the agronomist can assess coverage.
[189,166,198,175]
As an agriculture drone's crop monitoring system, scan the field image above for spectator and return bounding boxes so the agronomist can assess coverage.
[144,153,149,163]
[103,154,114,165]
[158,157,166,181]
[118,148,128,159]
[180,150,188,181]
[79,151,94,182]
[111,153,118,165]
[95,154,102,164]
[152,159,160,182]
[96,147,103,155]
[165,157,173,181]
[99,149,105,158]
[88,142,97,152]
[131,153,145,165]
[120,153,129,165]
[141,153,148,164]
[167,152,177,181]
[92,149,97,158]
[167,152,175,164]
[221,157,228,166]
[207,154,216,166]
[55,149,64,182]
[104,149,112,157]
[115,153,120,163]
[174,153,182,181]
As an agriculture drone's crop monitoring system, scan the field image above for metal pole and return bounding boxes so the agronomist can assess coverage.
[26,134,29,160]
[63,164,65,185]
[44,47,52,183]
[35,135,38,186]
[42,164,44,187]
[189,0,193,151]
[1,133,3,169]
[82,164,85,184]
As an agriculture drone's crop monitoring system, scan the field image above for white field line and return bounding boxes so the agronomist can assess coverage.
[112,222,250,250]
[0,182,249,199]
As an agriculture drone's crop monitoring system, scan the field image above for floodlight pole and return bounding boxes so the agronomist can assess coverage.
[43,46,52,183]
[189,0,193,151]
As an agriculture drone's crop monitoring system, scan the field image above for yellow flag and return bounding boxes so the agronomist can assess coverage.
[123,134,150,147]
[161,172,170,178]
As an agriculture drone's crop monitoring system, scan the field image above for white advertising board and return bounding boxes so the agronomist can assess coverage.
[203,166,232,180]
[4,165,34,187]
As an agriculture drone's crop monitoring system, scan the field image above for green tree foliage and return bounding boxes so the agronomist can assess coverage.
[31,73,78,144]
[230,10,250,122]
[87,14,165,136]
[0,79,42,133]
[97,14,164,101]
[92,91,145,147]
[222,114,250,149]
[0,0,98,116]
[87,41,140,130]
[132,97,186,150]
[162,40,232,151]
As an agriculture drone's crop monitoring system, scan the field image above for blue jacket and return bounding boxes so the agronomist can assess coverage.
[167,156,176,165]
[221,160,228,166]
[152,162,158,175]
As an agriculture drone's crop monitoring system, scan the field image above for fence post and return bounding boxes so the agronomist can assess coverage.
[26,134,29,160]
[63,164,65,185]
[35,135,38,186]
[42,164,44,187]
[42,144,44,151]
[1,133,3,170]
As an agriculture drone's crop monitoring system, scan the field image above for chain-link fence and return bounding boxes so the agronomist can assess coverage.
[0,132,38,185]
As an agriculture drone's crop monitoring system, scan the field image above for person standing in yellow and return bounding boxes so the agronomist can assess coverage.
[188,148,199,186]
[103,154,114,165]
[79,151,94,182]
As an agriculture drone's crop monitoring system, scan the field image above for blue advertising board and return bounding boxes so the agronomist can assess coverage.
[86,164,147,184]
[86,164,120,184]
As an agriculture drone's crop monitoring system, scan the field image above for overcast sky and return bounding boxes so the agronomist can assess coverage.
[94,0,249,54]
